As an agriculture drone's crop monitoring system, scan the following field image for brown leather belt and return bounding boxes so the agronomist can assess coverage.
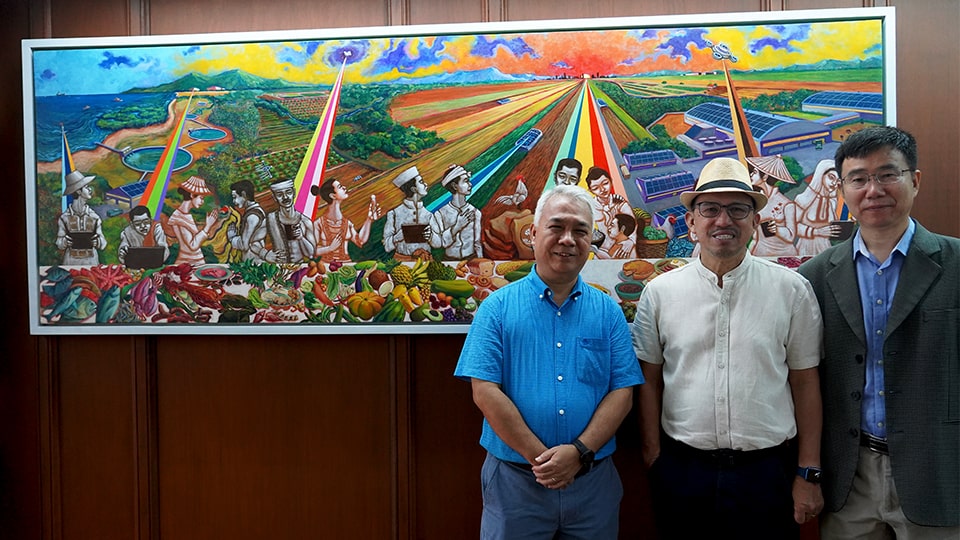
[860,432,889,455]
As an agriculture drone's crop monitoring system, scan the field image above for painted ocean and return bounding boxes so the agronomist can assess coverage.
[33,93,175,162]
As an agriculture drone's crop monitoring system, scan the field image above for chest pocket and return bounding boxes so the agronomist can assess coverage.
[576,337,610,386]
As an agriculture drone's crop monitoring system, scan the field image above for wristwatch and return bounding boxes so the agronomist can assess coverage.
[572,438,595,477]
[797,466,823,484]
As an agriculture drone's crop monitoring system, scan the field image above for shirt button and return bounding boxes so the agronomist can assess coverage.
[878,360,884,366]
[717,396,725,402]
[557,311,562,317]
[557,375,563,382]
[876,329,883,336]
[559,409,565,415]
[878,390,884,396]
[556,342,562,348]
[877,422,884,428]
[717,363,725,369]
[876,299,883,305]
[877,269,883,276]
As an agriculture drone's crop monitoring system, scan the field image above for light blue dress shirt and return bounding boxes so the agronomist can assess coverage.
[853,218,915,439]
[454,267,643,463]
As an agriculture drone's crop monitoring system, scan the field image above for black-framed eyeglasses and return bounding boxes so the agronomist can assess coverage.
[841,169,913,189]
[694,202,754,220]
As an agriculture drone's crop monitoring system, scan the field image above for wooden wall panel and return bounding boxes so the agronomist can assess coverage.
[147,0,392,35]
[1,1,957,539]
[406,0,488,25]
[503,0,760,21]
[48,0,132,37]
[409,334,485,539]
[55,337,141,539]
[154,335,395,539]
[0,0,40,537]
[891,0,960,236]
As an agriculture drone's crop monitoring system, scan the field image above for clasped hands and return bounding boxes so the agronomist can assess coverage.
[531,444,582,490]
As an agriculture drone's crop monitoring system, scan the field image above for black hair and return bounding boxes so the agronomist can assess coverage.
[230,180,256,201]
[129,205,151,221]
[612,213,637,236]
[835,126,918,173]
[555,158,583,176]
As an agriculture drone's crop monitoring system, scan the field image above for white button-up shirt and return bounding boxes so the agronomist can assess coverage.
[632,252,822,451]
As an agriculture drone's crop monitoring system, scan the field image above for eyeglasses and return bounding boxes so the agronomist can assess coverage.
[841,169,913,189]
[694,202,754,220]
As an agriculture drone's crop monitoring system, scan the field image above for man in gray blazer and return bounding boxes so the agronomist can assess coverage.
[799,126,959,539]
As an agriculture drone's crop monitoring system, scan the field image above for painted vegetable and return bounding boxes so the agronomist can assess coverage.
[344,291,386,320]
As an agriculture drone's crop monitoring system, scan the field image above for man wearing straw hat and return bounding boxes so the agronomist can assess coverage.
[382,166,434,261]
[429,164,482,260]
[55,169,107,265]
[632,156,825,538]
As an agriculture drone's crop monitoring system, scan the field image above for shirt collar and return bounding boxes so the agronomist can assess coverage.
[526,264,584,303]
[852,218,916,262]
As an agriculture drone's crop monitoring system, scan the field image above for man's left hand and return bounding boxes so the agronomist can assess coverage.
[531,444,581,490]
[793,477,824,524]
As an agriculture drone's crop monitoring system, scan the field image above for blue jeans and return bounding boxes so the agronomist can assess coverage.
[479,453,622,540]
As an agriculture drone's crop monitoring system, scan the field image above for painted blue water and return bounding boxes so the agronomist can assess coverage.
[188,128,226,141]
[122,146,193,173]
[34,93,174,162]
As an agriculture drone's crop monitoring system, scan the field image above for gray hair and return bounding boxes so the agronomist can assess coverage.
[534,184,596,226]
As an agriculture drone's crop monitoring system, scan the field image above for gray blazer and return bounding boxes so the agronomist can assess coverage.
[798,222,959,526]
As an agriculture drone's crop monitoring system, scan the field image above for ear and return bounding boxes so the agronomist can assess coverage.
[911,169,921,194]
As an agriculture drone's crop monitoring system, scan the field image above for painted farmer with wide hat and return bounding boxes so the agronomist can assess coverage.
[55,169,107,265]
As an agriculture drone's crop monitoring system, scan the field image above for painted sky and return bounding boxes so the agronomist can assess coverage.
[32,19,882,96]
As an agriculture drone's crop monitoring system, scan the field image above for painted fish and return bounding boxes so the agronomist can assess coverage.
[61,296,97,322]
[46,287,81,321]
[96,285,120,323]
[43,275,74,299]
[43,266,71,283]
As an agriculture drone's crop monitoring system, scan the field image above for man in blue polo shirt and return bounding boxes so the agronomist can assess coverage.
[455,184,644,540]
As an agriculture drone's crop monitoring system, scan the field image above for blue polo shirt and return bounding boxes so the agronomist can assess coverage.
[454,267,644,463]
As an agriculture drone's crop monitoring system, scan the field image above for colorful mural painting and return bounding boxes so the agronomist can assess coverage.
[22,8,895,333]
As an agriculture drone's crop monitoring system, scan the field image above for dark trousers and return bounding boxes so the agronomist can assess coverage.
[648,437,799,540]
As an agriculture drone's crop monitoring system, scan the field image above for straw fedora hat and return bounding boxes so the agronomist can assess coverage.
[180,175,212,196]
[679,157,768,210]
[63,170,95,196]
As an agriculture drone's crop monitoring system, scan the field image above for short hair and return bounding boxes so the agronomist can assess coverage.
[176,187,192,199]
[311,178,338,203]
[534,184,595,226]
[555,158,582,176]
[399,180,419,198]
[230,180,256,201]
[129,205,151,221]
[584,166,610,186]
[835,125,918,173]
[612,213,637,236]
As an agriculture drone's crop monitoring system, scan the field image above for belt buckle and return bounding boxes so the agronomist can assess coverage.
[861,433,889,455]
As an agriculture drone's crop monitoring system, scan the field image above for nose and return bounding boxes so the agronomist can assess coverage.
[714,209,734,225]
[863,178,886,197]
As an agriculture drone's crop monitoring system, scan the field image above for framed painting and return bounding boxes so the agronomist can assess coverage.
[22,7,895,334]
